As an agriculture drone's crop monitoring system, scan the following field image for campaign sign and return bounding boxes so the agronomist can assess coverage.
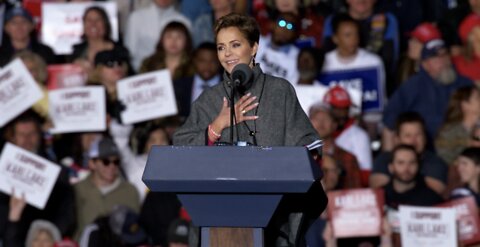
[41,2,118,54]
[318,67,383,113]
[117,70,178,124]
[438,196,480,245]
[47,64,87,90]
[49,86,106,134]
[327,188,384,238]
[294,84,362,116]
[0,143,61,209]
[0,59,43,127]
[399,205,457,247]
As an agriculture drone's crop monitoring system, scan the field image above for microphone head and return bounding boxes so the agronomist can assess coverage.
[231,63,252,87]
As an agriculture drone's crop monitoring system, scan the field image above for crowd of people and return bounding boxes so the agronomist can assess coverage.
[1,0,480,246]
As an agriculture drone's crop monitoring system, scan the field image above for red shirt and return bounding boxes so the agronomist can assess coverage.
[453,54,480,82]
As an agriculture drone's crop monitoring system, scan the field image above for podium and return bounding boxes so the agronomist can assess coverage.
[143,146,327,247]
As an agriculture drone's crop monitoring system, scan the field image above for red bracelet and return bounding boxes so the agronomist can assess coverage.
[208,125,221,138]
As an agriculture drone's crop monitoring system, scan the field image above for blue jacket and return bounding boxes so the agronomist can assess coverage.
[383,68,472,140]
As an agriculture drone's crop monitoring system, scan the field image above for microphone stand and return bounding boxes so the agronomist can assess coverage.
[229,79,238,145]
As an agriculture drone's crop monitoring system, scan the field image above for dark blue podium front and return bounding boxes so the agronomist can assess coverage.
[142,146,322,228]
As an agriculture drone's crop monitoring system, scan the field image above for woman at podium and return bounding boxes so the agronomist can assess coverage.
[173,13,320,148]
[172,13,325,247]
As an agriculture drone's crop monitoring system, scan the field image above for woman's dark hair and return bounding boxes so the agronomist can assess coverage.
[155,21,193,54]
[214,13,260,47]
[141,21,194,78]
[459,147,480,166]
[82,6,112,41]
[442,86,479,128]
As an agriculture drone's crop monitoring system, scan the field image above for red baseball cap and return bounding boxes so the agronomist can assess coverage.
[410,23,441,44]
[459,14,480,43]
[323,85,351,108]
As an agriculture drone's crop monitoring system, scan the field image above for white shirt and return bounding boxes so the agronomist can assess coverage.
[124,4,191,71]
[191,74,220,103]
[256,35,300,85]
[335,124,372,171]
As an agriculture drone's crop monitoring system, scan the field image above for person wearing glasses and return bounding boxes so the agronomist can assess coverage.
[88,48,131,123]
[73,136,140,240]
[173,13,325,247]
[255,12,302,85]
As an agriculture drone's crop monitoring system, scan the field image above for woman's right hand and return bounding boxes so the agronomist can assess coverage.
[210,93,259,138]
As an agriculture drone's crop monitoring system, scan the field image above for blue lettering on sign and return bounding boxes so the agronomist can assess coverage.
[318,67,383,112]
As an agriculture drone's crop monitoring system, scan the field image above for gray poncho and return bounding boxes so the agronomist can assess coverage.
[173,65,320,147]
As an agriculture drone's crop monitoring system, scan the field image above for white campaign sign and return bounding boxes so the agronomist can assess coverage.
[0,143,61,209]
[117,70,178,124]
[41,2,118,54]
[0,58,43,127]
[49,86,106,134]
[399,205,457,247]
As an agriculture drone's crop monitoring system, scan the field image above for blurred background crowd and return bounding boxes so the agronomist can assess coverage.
[1,0,480,246]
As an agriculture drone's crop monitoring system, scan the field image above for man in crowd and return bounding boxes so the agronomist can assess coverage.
[74,136,140,240]
[323,86,372,186]
[384,144,444,208]
[309,102,362,189]
[0,112,75,245]
[371,112,448,195]
[382,39,472,151]
[256,12,301,84]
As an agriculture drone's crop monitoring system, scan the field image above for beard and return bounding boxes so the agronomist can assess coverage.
[436,66,457,85]
[392,172,417,185]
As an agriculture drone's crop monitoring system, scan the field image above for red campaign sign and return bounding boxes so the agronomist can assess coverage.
[47,64,87,90]
[438,196,480,245]
[327,188,385,238]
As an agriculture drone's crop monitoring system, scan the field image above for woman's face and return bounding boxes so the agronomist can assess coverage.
[216,27,258,74]
[144,129,169,153]
[463,89,480,116]
[162,29,187,56]
[31,230,55,247]
[84,10,106,40]
[456,156,480,184]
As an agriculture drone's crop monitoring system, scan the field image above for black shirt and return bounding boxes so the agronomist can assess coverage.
[384,176,444,209]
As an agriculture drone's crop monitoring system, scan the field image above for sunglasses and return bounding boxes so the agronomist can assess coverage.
[277,19,295,31]
[98,158,121,167]
[103,60,125,68]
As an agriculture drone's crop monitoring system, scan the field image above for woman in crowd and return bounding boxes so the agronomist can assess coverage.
[70,6,131,77]
[88,48,130,122]
[435,86,480,165]
[173,13,326,247]
[451,148,480,206]
[15,51,49,120]
[140,21,195,81]
[453,14,480,87]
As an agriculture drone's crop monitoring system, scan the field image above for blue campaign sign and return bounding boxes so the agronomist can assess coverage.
[318,67,384,112]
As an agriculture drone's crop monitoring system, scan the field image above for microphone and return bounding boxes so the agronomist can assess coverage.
[231,63,252,87]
